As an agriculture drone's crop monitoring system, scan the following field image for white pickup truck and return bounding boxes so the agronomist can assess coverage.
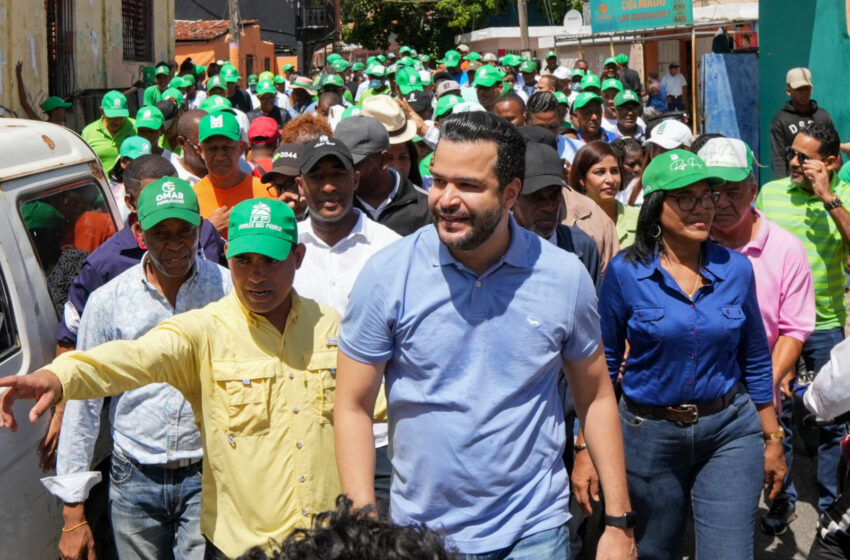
[0,119,122,559]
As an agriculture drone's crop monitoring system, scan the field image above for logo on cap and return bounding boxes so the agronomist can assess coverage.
[144,109,152,118]
[210,115,224,128]
[315,135,334,147]
[162,181,175,193]
[274,151,297,161]
[669,153,704,172]
[155,180,185,205]
[250,202,271,225]
[114,98,122,108]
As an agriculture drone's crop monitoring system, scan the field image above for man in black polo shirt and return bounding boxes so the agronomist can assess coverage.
[334,115,429,236]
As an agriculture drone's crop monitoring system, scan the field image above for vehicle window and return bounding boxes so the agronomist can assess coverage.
[18,180,117,318]
[0,265,20,361]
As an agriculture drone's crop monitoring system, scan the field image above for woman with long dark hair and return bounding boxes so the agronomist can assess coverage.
[597,150,786,559]
[569,141,640,248]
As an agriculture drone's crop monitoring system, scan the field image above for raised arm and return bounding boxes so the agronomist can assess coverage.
[15,61,42,121]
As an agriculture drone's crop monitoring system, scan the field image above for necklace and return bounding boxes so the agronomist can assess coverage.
[662,250,702,300]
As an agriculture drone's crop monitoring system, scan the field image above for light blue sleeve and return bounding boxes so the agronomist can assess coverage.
[561,262,602,362]
[338,258,395,364]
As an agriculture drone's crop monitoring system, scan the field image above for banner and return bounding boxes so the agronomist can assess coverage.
[589,0,693,33]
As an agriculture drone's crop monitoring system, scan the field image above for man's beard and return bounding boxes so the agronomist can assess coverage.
[431,204,504,251]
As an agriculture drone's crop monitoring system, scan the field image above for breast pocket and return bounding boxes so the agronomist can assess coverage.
[721,305,745,348]
[627,306,665,339]
[212,361,276,437]
[303,350,337,425]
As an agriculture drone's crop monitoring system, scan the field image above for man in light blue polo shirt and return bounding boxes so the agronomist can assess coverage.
[334,111,636,559]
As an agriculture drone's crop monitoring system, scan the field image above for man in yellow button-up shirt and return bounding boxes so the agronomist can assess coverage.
[0,198,341,559]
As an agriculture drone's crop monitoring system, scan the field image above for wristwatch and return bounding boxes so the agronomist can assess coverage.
[605,511,638,530]
[824,197,843,211]
[763,428,786,441]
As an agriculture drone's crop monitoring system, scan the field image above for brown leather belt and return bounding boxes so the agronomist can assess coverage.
[624,385,738,425]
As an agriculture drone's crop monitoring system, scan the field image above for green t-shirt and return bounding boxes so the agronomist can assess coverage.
[81,117,136,174]
[143,85,164,107]
[419,151,433,180]
[615,201,639,249]
[756,174,850,330]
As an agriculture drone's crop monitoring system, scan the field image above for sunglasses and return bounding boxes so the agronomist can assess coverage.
[785,147,811,165]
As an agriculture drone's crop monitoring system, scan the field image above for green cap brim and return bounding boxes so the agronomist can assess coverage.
[139,207,201,230]
[643,172,725,196]
[226,234,293,261]
[103,107,129,118]
[706,166,750,183]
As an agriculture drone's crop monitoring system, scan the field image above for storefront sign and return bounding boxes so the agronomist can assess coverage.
[589,0,693,33]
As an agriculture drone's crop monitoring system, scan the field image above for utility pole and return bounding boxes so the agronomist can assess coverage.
[229,0,241,81]
[517,0,530,54]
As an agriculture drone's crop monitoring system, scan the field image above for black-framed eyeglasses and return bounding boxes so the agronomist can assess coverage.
[667,192,720,212]
[785,147,811,165]
[266,178,298,198]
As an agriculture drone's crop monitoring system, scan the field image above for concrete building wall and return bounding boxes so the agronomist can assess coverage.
[2,0,174,127]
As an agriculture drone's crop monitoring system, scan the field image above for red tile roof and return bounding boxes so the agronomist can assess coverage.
[175,20,258,42]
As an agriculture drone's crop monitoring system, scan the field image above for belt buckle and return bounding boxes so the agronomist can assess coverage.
[670,403,699,425]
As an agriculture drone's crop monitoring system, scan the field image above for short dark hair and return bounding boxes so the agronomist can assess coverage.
[625,190,665,263]
[236,496,457,560]
[123,155,178,198]
[610,137,643,160]
[800,121,841,158]
[526,91,559,117]
[689,133,725,155]
[437,111,526,191]
[496,92,526,112]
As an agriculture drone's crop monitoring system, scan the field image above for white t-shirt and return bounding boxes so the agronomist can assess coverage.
[661,72,687,96]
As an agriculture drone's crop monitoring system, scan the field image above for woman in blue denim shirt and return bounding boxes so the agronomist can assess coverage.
[597,150,786,560]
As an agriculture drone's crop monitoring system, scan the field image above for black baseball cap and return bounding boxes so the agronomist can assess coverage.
[333,115,390,164]
[519,125,558,151]
[261,143,304,182]
[405,90,431,115]
[522,142,566,195]
[299,135,354,174]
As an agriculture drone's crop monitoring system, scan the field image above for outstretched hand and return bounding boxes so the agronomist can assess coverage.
[0,370,63,431]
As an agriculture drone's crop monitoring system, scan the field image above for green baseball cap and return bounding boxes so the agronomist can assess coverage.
[519,60,538,73]
[554,91,569,105]
[367,64,387,78]
[170,77,186,89]
[435,94,463,118]
[545,50,558,59]
[616,54,629,65]
[601,78,623,92]
[195,64,207,76]
[199,110,241,143]
[143,66,156,83]
[226,199,298,261]
[327,53,342,62]
[331,59,349,72]
[419,54,431,63]
[182,75,196,88]
[399,46,411,55]
[21,201,64,230]
[441,49,462,67]
[207,74,227,92]
[604,57,618,67]
[41,96,72,113]
[247,74,259,86]
[259,71,275,82]
[221,65,240,83]
[154,64,171,77]
[119,136,152,159]
[135,105,164,130]
[199,95,233,113]
[642,150,725,196]
[351,61,365,71]
[580,74,601,91]
[395,66,423,95]
[137,177,201,230]
[340,106,362,120]
[102,90,129,118]
[319,73,345,89]
[377,54,386,63]
[386,64,397,75]
[472,65,505,88]
[282,63,294,72]
[163,87,185,108]
[614,89,641,106]
[464,52,482,61]
[572,91,603,110]
[502,53,521,67]
[256,79,276,96]
[696,138,756,183]
[571,68,585,79]
[397,56,416,67]
[274,75,286,84]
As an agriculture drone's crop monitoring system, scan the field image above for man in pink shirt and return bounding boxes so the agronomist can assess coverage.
[701,137,815,536]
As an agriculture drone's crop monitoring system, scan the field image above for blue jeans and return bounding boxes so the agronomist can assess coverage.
[109,448,205,560]
[802,328,845,512]
[458,524,570,560]
[621,390,764,560]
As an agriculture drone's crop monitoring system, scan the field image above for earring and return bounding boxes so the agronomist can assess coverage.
[650,224,661,239]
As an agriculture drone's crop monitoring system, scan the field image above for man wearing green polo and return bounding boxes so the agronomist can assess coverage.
[143,64,172,106]
[82,91,136,174]
[135,106,174,160]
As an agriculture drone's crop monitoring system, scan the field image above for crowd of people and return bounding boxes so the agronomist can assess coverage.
[3,40,850,560]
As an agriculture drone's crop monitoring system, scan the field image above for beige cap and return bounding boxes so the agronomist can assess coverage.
[482,52,498,63]
[361,95,417,144]
[786,67,812,89]
[456,43,470,53]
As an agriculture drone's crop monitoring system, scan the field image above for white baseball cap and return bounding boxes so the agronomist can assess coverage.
[552,66,571,80]
[786,67,813,89]
[643,119,694,150]
[697,137,756,182]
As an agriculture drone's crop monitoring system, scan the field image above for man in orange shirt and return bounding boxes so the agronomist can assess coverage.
[194,110,271,236]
